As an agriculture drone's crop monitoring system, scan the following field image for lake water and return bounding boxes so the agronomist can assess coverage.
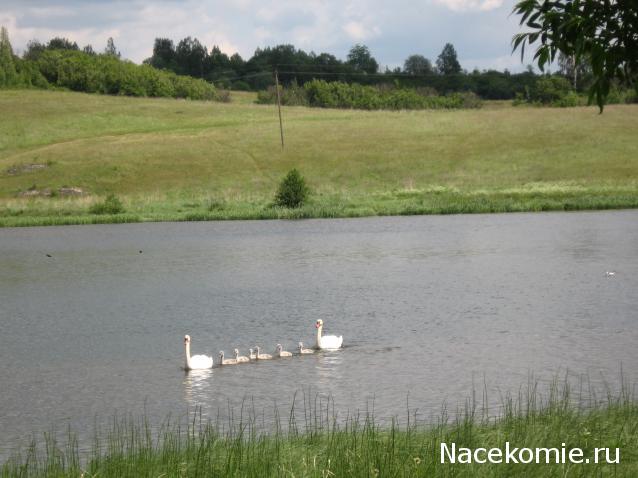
[1,211,637,459]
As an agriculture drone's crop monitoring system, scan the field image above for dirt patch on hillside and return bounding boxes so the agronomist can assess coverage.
[6,163,48,175]
[18,186,87,198]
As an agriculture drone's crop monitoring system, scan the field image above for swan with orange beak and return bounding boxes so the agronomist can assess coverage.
[315,319,343,350]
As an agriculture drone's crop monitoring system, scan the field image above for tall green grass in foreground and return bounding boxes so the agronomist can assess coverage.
[2,379,637,477]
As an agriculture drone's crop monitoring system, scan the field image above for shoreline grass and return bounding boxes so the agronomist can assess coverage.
[2,187,638,227]
[1,90,638,227]
[2,379,637,477]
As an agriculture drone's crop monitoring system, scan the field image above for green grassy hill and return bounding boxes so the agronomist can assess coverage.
[1,90,637,226]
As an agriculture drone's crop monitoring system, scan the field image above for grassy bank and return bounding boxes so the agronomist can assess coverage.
[2,383,637,477]
[1,90,638,226]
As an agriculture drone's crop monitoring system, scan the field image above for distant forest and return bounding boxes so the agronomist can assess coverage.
[13,32,585,99]
[141,37,609,101]
[143,38,542,100]
[3,27,629,106]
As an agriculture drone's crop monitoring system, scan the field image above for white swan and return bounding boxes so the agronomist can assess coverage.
[218,351,238,365]
[255,346,272,360]
[298,342,314,354]
[315,319,343,350]
[275,344,292,357]
[234,348,250,363]
[184,335,213,370]
[249,348,257,360]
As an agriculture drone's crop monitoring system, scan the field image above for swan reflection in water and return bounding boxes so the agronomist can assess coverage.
[314,350,344,388]
[183,369,213,408]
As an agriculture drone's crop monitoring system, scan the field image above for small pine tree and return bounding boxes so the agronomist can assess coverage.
[275,169,309,208]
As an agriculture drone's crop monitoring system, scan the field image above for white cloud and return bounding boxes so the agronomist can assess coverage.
[0,11,116,56]
[0,13,18,33]
[0,0,530,71]
[433,0,504,12]
[27,6,77,18]
[343,21,366,41]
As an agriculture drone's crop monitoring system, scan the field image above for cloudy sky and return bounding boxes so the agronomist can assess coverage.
[1,0,533,72]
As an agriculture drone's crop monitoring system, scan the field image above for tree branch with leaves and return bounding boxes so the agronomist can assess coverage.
[512,0,638,112]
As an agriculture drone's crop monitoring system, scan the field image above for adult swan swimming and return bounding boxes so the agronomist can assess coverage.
[184,335,213,370]
[315,319,343,350]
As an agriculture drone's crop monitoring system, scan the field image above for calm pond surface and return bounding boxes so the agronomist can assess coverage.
[1,211,637,459]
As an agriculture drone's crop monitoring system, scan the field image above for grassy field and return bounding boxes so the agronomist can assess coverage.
[2,382,637,477]
[1,89,637,226]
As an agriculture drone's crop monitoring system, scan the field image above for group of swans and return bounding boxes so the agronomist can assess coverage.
[184,319,343,370]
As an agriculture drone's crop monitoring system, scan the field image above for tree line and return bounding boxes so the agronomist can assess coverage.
[142,36,629,103]
[2,25,634,106]
[144,38,542,100]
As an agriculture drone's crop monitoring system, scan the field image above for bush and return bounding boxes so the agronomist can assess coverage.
[14,58,49,88]
[34,49,217,100]
[458,91,483,108]
[553,91,582,107]
[274,169,309,208]
[512,76,590,107]
[529,76,573,104]
[257,79,483,110]
[625,90,638,104]
[216,89,231,102]
[606,86,638,105]
[89,194,125,214]
[257,81,309,106]
[231,80,251,91]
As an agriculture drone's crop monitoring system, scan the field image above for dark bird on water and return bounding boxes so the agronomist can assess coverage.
[45,254,52,258]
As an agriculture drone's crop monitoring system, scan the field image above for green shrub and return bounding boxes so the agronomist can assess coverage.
[626,90,638,104]
[34,49,217,100]
[512,76,589,107]
[144,66,176,97]
[532,76,573,104]
[458,91,483,108]
[606,86,638,105]
[231,80,251,91]
[170,73,216,100]
[89,194,125,214]
[512,91,527,106]
[273,79,483,110]
[553,90,582,107]
[213,79,230,89]
[274,169,309,208]
[14,58,49,88]
[216,89,231,102]
[257,81,309,106]
[524,76,573,105]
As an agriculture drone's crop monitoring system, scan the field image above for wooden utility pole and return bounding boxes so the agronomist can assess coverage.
[275,69,284,149]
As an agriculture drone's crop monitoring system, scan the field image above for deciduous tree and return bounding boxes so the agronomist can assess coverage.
[48,37,78,51]
[403,54,433,75]
[512,0,638,111]
[347,44,378,74]
[436,43,461,75]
